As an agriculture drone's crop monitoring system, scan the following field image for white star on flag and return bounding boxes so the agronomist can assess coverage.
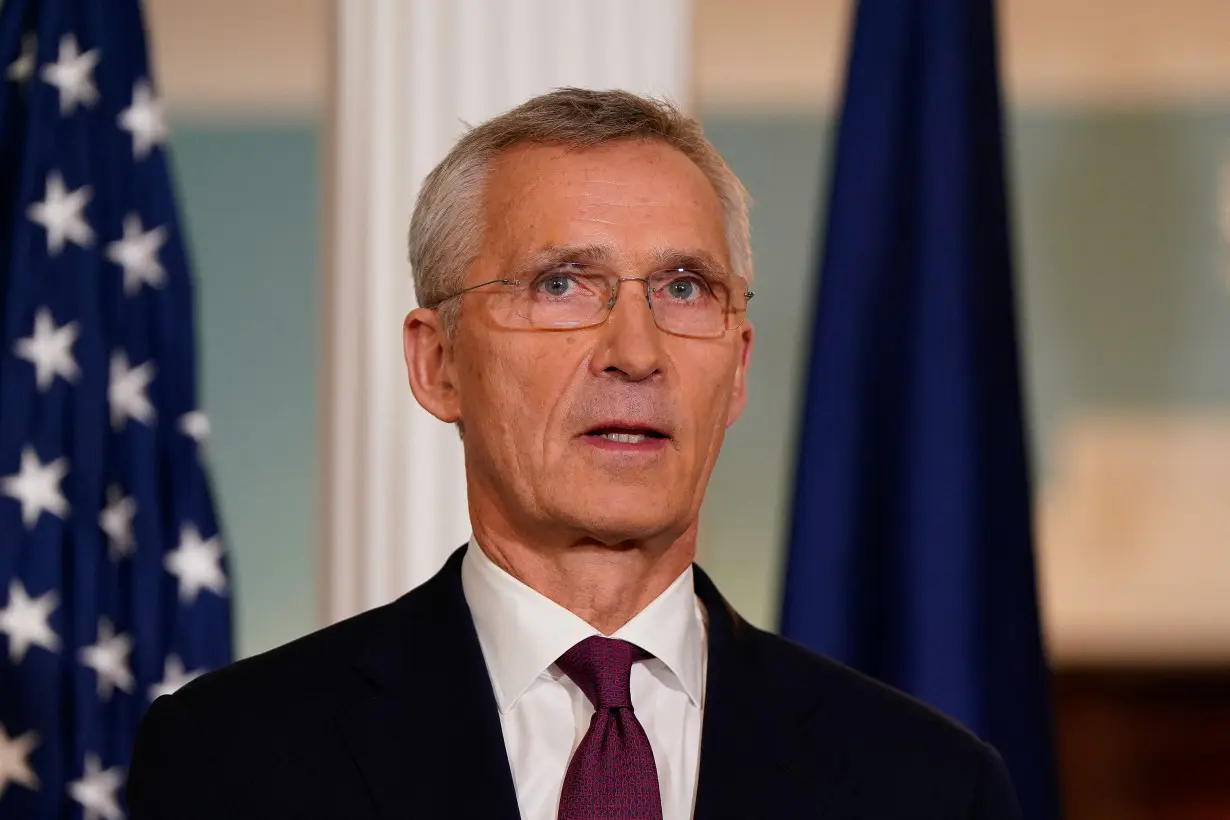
[0,723,40,799]
[118,77,167,160]
[178,410,211,444]
[106,213,167,295]
[78,618,134,701]
[14,307,80,391]
[5,33,36,85]
[27,170,94,255]
[149,654,205,701]
[0,580,60,664]
[1,446,70,530]
[165,524,228,604]
[40,33,99,115]
[67,753,124,820]
[108,350,156,429]
[100,486,137,562]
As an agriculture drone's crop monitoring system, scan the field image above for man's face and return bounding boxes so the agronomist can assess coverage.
[413,139,752,544]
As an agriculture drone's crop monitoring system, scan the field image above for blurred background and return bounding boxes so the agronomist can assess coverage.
[149,0,1230,816]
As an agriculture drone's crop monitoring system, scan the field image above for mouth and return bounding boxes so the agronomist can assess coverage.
[581,424,671,452]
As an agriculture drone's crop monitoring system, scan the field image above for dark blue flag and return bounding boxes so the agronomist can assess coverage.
[780,2,1058,818]
[0,1,232,816]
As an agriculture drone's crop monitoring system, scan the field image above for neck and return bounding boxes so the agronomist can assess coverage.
[471,521,698,635]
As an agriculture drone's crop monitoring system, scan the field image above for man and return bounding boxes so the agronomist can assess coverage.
[128,88,1021,819]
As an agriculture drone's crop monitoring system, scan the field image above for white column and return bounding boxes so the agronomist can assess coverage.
[322,0,693,624]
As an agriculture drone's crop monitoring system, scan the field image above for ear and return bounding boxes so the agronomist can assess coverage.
[725,320,754,427]
[403,307,462,423]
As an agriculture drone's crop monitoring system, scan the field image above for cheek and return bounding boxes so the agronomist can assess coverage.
[459,352,535,477]
[683,362,739,443]
[466,338,579,438]
[456,337,518,439]
[517,345,585,437]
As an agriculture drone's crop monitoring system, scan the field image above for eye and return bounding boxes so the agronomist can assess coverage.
[668,278,699,300]
[657,270,711,303]
[536,273,576,298]
[532,265,606,300]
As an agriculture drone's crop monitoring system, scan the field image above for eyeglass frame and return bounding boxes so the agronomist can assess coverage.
[425,272,755,338]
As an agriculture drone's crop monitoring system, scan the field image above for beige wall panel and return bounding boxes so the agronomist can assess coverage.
[1038,416,1230,663]
[143,0,328,115]
[145,0,1230,113]
[694,0,1230,109]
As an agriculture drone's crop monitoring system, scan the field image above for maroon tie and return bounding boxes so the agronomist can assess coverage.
[555,636,664,820]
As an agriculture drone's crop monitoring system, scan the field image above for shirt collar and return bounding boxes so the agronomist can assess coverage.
[461,538,705,713]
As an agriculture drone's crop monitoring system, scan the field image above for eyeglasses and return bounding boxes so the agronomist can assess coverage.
[429,268,754,339]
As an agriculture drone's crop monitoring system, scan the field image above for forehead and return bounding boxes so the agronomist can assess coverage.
[482,139,729,261]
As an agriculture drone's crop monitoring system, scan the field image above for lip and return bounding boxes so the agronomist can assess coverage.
[579,420,672,454]
[581,419,672,439]
[581,432,671,454]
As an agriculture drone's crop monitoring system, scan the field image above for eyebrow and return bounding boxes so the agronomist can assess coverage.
[650,248,731,280]
[513,243,732,280]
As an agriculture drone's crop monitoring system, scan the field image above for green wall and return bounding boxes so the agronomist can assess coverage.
[168,120,321,657]
[695,114,831,628]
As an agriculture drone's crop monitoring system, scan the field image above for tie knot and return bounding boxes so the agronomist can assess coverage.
[556,636,649,710]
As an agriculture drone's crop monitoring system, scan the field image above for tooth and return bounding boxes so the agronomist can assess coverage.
[602,432,646,444]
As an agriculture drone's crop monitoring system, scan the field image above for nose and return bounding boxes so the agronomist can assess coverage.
[590,278,664,382]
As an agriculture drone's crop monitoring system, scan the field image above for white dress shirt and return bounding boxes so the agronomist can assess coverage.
[461,540,708,820]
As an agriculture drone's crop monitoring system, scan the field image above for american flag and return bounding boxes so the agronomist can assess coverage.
[0,1,233,817]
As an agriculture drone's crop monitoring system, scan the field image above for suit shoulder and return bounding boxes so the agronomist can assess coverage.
[742,625,991,758]
[172,598,396,709]
[738,627,1021,815]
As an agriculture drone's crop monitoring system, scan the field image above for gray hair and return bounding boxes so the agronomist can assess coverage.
[407,87,753,334]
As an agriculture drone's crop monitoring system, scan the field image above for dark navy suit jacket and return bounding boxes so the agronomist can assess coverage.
[127,545,1022,819]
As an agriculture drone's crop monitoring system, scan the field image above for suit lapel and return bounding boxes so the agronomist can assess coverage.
[336,549,848,819]
[339,547,521,820]
[691,566,846,820]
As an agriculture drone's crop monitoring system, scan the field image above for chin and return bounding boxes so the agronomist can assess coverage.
[550,488,684,544]
[572,518,677,546]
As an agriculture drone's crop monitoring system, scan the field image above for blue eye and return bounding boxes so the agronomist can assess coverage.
[657,271,711,303]
[536,274,575,297]
[667,278,699,300]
